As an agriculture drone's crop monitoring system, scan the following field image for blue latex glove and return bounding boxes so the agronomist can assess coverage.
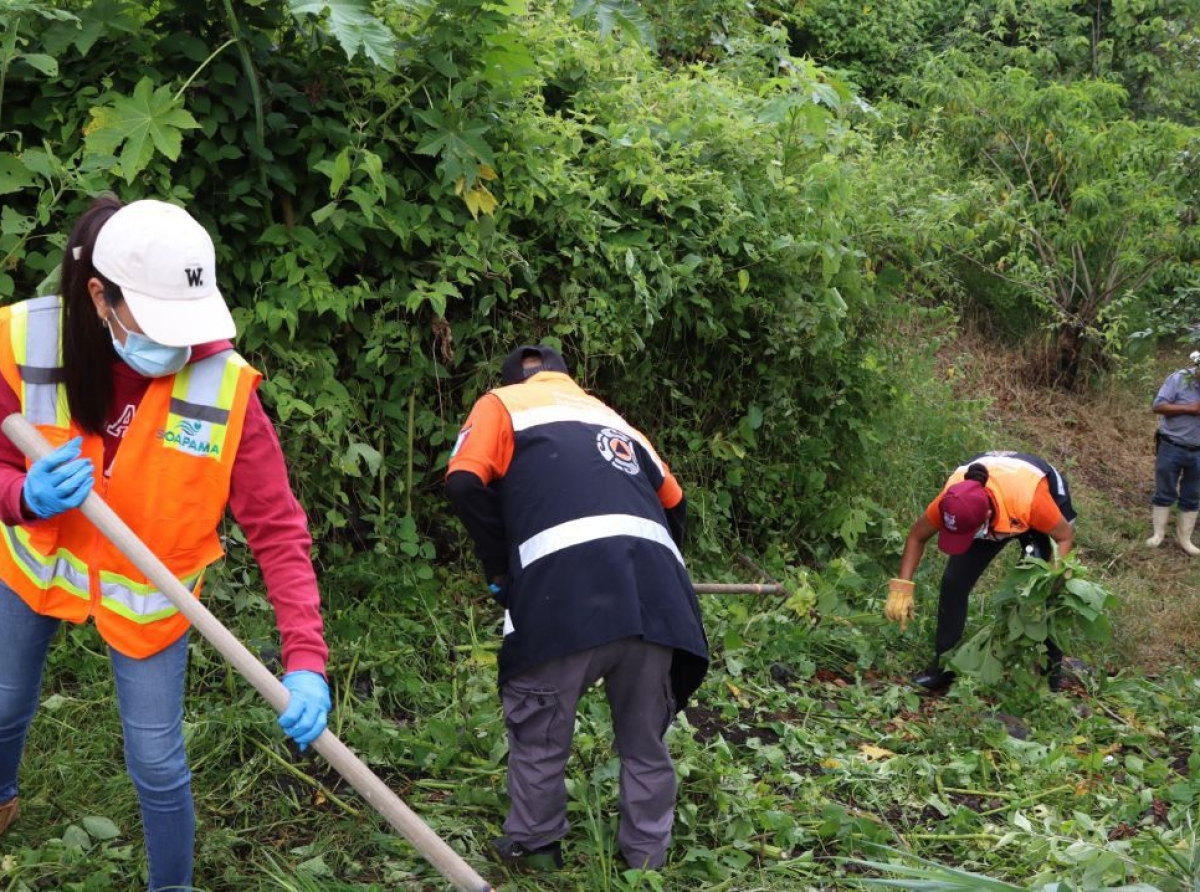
[278,670,331,751]
[488,577,508,607]
[22,437,94,519]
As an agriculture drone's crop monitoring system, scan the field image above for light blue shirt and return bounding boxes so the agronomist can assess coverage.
[1154,368,1200,447]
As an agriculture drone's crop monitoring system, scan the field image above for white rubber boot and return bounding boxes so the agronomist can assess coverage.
[1146,506,1171,547]
[1177,511,1200,556]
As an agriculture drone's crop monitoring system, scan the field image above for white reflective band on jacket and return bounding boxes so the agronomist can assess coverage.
[98,569,202,622]
[518,513,684,571]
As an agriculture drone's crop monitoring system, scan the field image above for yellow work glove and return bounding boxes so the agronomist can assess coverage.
[884,578,915,631]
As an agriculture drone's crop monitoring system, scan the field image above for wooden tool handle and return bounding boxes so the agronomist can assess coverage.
[693,582,782,594]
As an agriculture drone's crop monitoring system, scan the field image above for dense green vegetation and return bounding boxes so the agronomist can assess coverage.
[1,1,1199,889]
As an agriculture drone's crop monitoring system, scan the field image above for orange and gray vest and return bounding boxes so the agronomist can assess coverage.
[0,296,261,659]
[489,375,708,701]
[944,451,1075,539]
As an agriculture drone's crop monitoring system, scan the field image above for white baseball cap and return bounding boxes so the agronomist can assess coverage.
[92,200,236,347]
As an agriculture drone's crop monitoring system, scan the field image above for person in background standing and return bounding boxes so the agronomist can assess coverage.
[1146,351,1200,555]
[445,344,709,873]
[0,196,331,891]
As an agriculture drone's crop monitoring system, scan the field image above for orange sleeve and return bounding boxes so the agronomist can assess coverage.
[658,458,683,510]
[446,394,514,485]
[1027,477,1065,532]
[924,494,944,529]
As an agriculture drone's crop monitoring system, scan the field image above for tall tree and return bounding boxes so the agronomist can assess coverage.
[909,54,1197,386]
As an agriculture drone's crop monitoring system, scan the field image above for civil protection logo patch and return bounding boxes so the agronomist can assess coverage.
[597,427,639,475]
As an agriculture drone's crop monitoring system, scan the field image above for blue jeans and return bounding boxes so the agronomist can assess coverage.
[0,582,194,891]
[1152,440,1200,511]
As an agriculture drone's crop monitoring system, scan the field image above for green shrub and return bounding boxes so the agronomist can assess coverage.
[0,0,897,563]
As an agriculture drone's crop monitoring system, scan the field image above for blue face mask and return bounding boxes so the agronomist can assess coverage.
[108,313,191,378]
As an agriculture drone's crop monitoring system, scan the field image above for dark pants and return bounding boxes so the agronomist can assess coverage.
[936,533,1062,667]
[1152,439,1200,511]
[501,637,677,869]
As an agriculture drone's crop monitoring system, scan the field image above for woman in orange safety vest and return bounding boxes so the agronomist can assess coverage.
[0,196,331,891]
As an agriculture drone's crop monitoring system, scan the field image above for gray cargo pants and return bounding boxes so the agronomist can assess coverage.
[500,636,677,869]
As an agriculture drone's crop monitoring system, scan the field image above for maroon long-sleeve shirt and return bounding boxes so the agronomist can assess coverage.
[0,341,328,675]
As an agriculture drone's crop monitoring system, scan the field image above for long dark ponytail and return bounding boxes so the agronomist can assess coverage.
[61,196,123,435]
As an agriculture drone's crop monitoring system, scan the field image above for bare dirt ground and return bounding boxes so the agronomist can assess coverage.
[940,328,1200,674]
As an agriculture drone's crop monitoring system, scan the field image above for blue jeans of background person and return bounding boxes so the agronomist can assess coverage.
[1152,439,1200,511]
[0,582,194,891]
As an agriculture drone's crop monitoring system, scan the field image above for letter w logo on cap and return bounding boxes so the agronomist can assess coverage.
[185,267,204,287]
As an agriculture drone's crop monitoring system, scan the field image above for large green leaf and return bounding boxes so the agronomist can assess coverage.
[18,53,57,76]
[852,847,1026,889]
[571,0,655,50]
[0,154,36,196]
[84,77,199,183]
[286,0,399,70]
[1064,577,1114,612]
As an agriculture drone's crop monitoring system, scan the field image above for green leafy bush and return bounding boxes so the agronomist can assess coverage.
[950,552,1118,689]
[788,0,962,95]
[0,0,897,563]
[897,55,1196,386]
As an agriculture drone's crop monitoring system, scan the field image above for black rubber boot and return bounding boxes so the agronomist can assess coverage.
[489,835,564,870]
[912,664,955,692]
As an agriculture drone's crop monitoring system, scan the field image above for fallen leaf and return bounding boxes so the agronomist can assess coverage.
[859,744,895,761]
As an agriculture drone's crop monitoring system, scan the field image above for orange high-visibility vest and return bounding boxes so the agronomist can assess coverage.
[943,453,1048,538]
[0,296,261,658]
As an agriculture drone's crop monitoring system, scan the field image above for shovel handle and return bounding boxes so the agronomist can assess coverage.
[2,414,492,892]
[693,583,782,595]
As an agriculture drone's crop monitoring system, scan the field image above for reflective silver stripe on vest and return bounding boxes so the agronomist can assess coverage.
[175,351,234,420]
[1047,466,1067,499]
[18,296,66,427]
[517,513,683,570]
[2,525,90,598]
[97,574,199,622]
[508,404,666,477]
